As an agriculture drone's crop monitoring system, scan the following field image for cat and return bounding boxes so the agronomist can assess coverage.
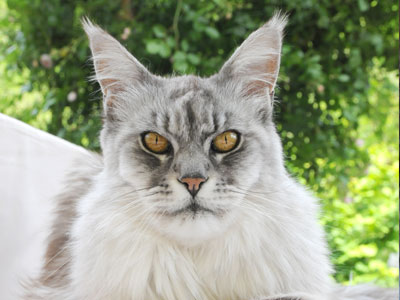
[25,12,398,300]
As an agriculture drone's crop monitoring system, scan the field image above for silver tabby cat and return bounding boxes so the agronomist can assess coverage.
[26,13,398,300]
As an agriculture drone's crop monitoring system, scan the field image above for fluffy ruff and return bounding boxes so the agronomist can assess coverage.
[24,154,398,300]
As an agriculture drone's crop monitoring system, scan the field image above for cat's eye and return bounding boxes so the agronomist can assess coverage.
[142,132,170,154]
[212,130,240,153]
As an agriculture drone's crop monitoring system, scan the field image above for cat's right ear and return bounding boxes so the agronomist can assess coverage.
[82,18,153,109]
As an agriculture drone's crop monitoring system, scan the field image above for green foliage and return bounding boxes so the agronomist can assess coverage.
[319,65,399,287]
[0,0,398,287]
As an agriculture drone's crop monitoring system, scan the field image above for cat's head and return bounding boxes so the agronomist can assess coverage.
[84,13,287,245]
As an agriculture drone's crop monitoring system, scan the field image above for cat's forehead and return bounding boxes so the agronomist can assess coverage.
[157,76,222,142]
[166,75,212,102]
[131,75,252,143]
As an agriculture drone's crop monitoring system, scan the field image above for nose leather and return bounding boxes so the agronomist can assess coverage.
[179,177,207,197]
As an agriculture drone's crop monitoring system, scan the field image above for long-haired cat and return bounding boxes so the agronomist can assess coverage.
[26,13,398,300]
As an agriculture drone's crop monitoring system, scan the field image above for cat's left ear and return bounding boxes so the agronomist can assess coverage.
[218,12,287,98]
[82,18,154,109]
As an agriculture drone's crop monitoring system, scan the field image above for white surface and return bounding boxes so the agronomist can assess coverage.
[0,113,89,300]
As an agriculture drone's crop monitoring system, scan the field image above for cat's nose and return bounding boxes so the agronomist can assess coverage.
[178,176,207,197]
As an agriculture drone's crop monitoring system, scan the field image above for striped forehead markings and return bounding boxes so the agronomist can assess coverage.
[161,103,221,141]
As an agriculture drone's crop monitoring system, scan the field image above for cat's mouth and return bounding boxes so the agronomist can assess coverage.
[166,201,215,217]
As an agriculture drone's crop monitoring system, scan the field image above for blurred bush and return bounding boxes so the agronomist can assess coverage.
[0,0,398,286]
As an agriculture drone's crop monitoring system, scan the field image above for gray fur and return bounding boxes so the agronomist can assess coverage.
[23,153,103,299]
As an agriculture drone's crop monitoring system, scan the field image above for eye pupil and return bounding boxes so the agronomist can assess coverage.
[142,132,170,154]
[212,130,240,153]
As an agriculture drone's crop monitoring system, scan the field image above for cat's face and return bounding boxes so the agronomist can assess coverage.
[101,76,280,243]
[84,15,287,245]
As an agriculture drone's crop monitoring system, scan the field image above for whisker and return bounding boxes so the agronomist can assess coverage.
[111,186,156,203]
[228,189,292,210]
[42,245,69,268]
[230,201,323,248]
[40,258,70,283]
[233,182,294,196]
[230,201,283,222]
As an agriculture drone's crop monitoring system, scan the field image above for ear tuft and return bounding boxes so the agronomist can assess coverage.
[81,17,103,38]
[264,10,288,33]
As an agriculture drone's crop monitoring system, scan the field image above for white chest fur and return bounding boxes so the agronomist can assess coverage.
[69,179,333,300]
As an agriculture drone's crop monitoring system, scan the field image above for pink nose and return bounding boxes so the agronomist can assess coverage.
[179,177,207,197]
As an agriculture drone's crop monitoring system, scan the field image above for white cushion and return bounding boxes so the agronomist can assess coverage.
[0,113,89,299]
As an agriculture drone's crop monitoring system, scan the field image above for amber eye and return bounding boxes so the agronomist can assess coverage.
[212,130,240,153]
[142,132,170,154]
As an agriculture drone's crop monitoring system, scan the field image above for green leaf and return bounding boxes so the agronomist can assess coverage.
[158,43,171,58]
[173,51,186,62]
[181,39,189,52]
[146,40,162,54]
[187,53,200,65]
[152,24,166,38]
[204,26,220,39]
[145,39,171,58]
[338,74,350,82]
[358,0,369,12]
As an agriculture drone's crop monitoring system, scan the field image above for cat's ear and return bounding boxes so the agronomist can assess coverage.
[82,18,153,107]
[218,12,287,98]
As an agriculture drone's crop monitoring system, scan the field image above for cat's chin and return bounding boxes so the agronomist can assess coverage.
[153,209,237,246]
